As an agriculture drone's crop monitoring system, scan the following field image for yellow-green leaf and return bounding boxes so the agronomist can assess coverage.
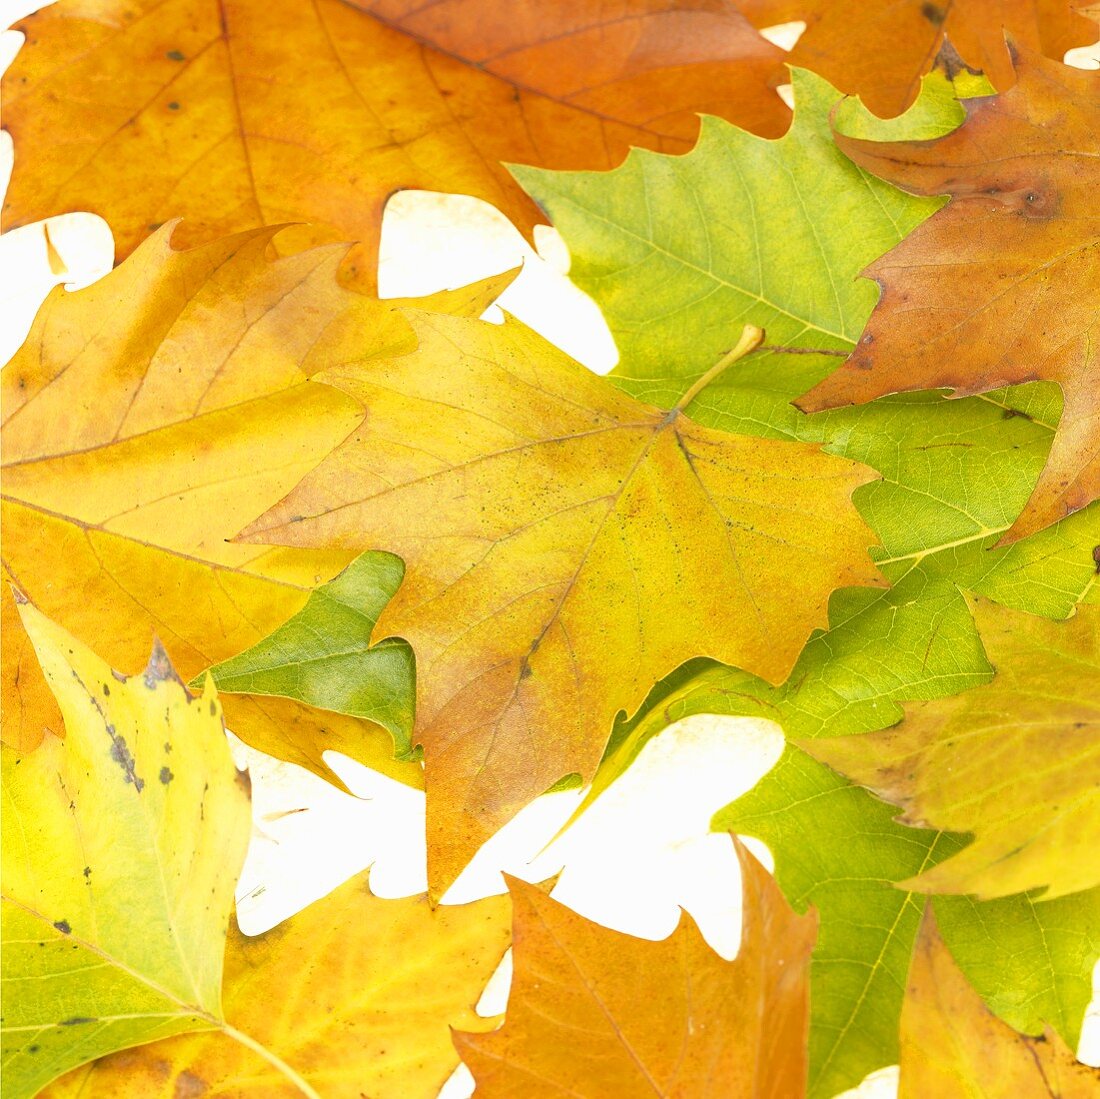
[0,597,251,1098]
[43,872,513,1099]
[807,598,1100,899]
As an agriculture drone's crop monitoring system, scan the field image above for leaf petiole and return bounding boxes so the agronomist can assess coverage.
[674,324,765,412]
[220,1022,322,1099]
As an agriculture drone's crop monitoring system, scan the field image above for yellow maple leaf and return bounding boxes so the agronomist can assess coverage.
[2,223,508,788]
[1,597,251,1098]
[243,314,883,895]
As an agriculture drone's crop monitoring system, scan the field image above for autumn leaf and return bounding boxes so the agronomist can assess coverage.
[241,312,882,896]
[807,598,1100,900]
[0,576,61,752]
[737,0,1096,117]
[198,553,416,758]
[1,224,505,788]
[2,0,788,287]
[798,47,1100,541]
[717,746,1100,1098]
[455,838,817,1097]
[0,597,251,1098]
[41,872,513,1099]
[899,908,1100,1098]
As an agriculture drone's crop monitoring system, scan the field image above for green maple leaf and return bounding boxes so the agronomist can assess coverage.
[195,553,417,759]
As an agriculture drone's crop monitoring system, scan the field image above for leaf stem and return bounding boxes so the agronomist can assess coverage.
[674,325,765,412]
[221,1021,322,1099]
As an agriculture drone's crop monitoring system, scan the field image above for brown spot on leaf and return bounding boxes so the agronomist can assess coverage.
[145,637,183,689]
[60,1016,96,1026]
[159,766,174,785]
[921,2,945,25]
[53,919,71,934]
[108,730,145,792]
[174,1070,209,1097]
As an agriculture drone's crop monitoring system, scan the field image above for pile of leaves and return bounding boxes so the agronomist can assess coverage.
[2,2,1099,1096]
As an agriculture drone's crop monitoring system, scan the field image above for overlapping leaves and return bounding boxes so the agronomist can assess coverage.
[4,7,1100,1099]
[517,58,1100,1096]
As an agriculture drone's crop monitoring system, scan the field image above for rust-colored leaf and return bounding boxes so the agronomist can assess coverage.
[798,47,1100,541]
[455,838,817,1098]
[739,0,1096,117]
[3,0,788,288]
[242,315,881,896]
[899,908,1100,1098]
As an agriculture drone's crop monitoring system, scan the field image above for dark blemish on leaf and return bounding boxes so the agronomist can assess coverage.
[53,920,71,934]
[103,683,110,697]
[167,49,185,60]
[145,638,184,689]
[83,866,91,879]
[60,1017,96,1026]
[1093,545,1100,573]
[159,766,174,785]
[168,101,180,110]
[108,731,145,792]
[28,1045,40,1053]
[164,742,172,753]
[935,39,982,80]
[520,663,533,679]
[861,333,873,345]
[210,700,217,716]
[921,1,946,24]
[175,1069,209,1097]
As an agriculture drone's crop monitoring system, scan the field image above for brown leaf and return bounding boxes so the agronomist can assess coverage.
[3,0,788,289]
[798,47,1100,541]
[899,908,1100,1098]
[805,598,1100,900]
[738,0,1096,117]
[455,838,817,1098]
[241,314,882,895]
